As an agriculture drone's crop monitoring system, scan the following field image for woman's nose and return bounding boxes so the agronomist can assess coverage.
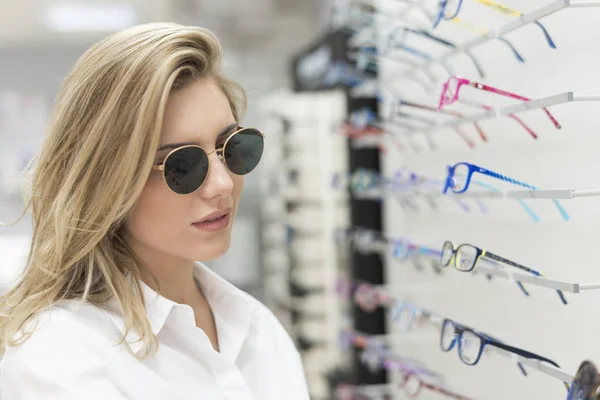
[199,151,234,199]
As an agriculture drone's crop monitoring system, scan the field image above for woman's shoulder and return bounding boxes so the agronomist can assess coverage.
[2,300,126,364]
[0,302,144,400]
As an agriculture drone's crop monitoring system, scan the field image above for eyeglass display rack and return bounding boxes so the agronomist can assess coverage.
[260,0,600,398]
[331,0,600,398]
[258,90,349,399]
[289,25,399,396]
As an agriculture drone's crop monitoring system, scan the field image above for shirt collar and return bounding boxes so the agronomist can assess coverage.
[103,261,257,360]
[192,261,257,361]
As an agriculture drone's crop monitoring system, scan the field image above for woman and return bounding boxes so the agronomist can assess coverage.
[0,22,309,400]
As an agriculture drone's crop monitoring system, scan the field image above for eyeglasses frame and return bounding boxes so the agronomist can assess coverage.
[151,127,265,195]
[441,240,568,304]
[443,161,570,221]
[438,76,562,130]
[440,318,563,377]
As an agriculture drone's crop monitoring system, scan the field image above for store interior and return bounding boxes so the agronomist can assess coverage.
[3,0,600,399]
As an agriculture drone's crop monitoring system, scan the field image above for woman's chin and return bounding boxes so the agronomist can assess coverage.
[191,238,231,262]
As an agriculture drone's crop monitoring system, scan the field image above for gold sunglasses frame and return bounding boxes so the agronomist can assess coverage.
[151,126,265,195]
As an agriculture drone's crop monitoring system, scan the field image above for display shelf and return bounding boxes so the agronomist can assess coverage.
[258,90,348,400]
[394,0,600,83]
[347,91,600,141]
[474,264,600,294]
[314,1,600,398]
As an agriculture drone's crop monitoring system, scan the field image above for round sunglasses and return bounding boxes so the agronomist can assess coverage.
[152,127,264,195]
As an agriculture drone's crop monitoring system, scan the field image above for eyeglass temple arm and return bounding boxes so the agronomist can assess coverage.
[483,251,533,274]
[477,167,569,221]
[401,100,458,116]
[414,30,485,78]
[507,114,539,138]
[471,81,562,129]
[484,249,567,303]
[397,45,433,62]
[432,1,447,28]
[496,37,525,63]
[416,246,441,257]
[408,28,485,78]
[470,169,569,221]
[393,41,456,77]
[449,192,472,212]
[452,126,476,148]
[471,81,529,102]
[483,251,532,296]
[476,167,537,190]
[485,338,561,369]
[528,271,569,304]
[462,49,486,78]
[480,340,528,376]
[534,21,557,49]
[476,0,519,15]
[474,179,539,221]
[401,100,488,141]
[473,102,538,139]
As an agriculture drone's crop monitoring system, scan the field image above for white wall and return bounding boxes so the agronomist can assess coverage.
[372,0,600,399]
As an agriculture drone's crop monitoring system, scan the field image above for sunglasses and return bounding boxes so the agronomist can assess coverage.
[151,127,264,195]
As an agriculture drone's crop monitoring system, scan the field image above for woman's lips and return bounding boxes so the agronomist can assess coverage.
[194,207,232,224]
[191,213,230,232]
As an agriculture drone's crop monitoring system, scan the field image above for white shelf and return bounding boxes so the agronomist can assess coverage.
[490,347,573,384]
[345,179,600,201]
[475,264,600,294]
[402,92,600,136]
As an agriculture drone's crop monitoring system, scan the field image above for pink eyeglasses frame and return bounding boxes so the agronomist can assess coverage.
[438,76,561,130]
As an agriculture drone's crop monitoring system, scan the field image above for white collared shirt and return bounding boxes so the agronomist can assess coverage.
[0,262,310,400]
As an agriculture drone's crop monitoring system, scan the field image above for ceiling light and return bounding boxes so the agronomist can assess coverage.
[44,2,138,32]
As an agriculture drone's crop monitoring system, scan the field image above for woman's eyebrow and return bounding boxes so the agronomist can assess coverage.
[157,122,238,152]
[215,122,239,143]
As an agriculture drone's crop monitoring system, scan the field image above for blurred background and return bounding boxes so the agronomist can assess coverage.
[4,0,600,399]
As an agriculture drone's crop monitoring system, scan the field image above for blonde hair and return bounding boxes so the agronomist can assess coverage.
[0,22,246,358]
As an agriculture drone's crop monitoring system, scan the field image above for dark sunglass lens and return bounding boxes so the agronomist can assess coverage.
[224,129,264,175]
[164,146,209,194]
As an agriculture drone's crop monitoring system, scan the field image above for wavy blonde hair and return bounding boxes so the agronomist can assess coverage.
[0,22,246,358]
